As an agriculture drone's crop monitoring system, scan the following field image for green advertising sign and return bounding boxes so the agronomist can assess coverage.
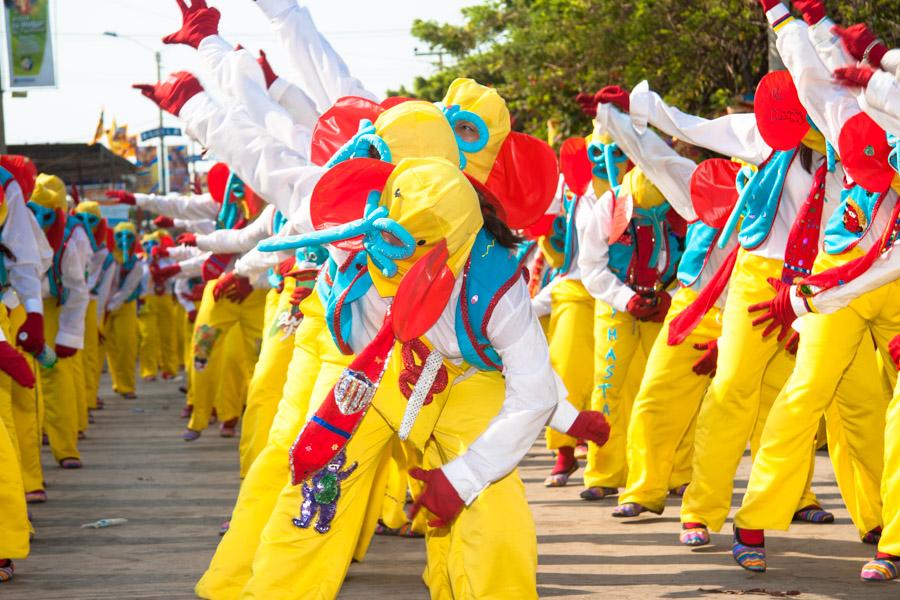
[4,0,55,88]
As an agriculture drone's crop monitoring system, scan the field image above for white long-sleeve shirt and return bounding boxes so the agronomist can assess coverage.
[42,226,91,349]
[2,180,51,316]
[196,204,278,254]
[181,92,322,231]
[94,260,115,320]
[343,265,558,504]
[86,247,109,293]
[197,34,315,154]
[254,0,378,113]
[173,218,216,235]
[107,260,144,313]
[135,193,220,222]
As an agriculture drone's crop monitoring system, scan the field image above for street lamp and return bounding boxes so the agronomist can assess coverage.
[103,31,168,194]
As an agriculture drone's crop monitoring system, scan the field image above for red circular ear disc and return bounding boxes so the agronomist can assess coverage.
[560,137,593,198]
[754,71,810,151]
[484,132,560,229]
[207,163,230,203]
[310,96,386,167]
[839,112,894,193]
[690,158,742,229]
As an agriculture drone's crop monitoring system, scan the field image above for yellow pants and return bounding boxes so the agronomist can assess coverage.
[42,300,81,462]
[620,287,722,513]
[73,347,88,433]
[544,280,596,450]
[158,295,181,376]
[82,299,100,410]
[584,300,662,490]
[211,327,250,425]
[196,292,352,600]
[9,306,43,493]
[734,254,898,534]
[380,438,426,532]
[241,360,537,600]
[139,294,176,378]
[238,279,298,477]
[881,377,900,556]
[105,301,138,395]
[173,302,187,373]
[188,282,266,431]
[0,415,29,559]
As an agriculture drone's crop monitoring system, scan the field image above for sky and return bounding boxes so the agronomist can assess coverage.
[3,0,471,145]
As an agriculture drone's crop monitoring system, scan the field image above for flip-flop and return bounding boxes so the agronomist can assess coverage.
[0,561,13,583]
[863,527,883,545]
[679,525,710,547]
[612,502,649,518]
[59,458,82,469]
[25,490,47,504]
[861,558,899,582]
[579,487,618,501]
[219,520,231,536]
[544,461,579,487]
[793,505,835,524]
[182,429,201,442]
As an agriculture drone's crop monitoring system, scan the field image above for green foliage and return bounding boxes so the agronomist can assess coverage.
[390,0,900,145]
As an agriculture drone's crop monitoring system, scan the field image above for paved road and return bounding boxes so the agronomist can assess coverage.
[5,376,898,599]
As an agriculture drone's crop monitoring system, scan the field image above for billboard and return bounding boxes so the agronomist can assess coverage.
[4,0,55,88]
[135,146,160,194]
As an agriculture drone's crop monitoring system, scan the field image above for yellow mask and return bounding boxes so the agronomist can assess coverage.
[368,157,483,298]
[74,200,102,219]
[31,173,67,210]
[622,168,665,209]
[441,78,511,184]
[586,132,627,197]
[374,101,460,166]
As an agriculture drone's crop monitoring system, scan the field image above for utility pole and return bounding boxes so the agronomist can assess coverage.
[156,50,167,195]
[414,47,447,69]
[0,79,6,154]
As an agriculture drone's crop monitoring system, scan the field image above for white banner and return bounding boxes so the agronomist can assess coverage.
[4,0,56,88]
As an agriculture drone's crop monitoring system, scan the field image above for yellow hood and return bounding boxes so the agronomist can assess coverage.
[31,173,67,210]
[441,78,511,184]
[374,101,460,166]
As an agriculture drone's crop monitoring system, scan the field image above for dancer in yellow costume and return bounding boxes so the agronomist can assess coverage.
[138,232,169,380]
[27,174,91,468]
[104,222,144,400]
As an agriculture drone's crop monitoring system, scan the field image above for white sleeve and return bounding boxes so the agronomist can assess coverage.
[530,278,555,318]
[107,262,144,313]
[135,193,220,221]
[547,396,580,433]
[180,92,322,227]
[597,103,697,221]
[176,253,210,280]
[55,228,91,348]
[254,0,378,112]
[174,278,197,312]
[771,9,861,150]
[95,263,115,315]
[173,218,216,235]
[3,185,50,313]
[441,279,558,504]
[234,246,281,279]
[196,205,275,254]
[269,76,321,132]
[197,35,313,155]
[629,81,772,165]
[576,192,636,311]
[862,70,900,137]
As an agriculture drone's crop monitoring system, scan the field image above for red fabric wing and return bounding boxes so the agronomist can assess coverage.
[392,241,454,343]
[690,159,742,228]
[484,132,560,229]
[560,137,592,197]
[754,71,810,151]
[310,96,386,167]
[206,163,230,203]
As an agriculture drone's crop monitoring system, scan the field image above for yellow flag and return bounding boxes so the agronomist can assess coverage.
[90,109,104,145]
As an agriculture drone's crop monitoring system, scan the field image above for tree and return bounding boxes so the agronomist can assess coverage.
[391,0,900,145]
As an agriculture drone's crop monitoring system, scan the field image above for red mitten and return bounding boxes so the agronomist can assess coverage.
[748,277,798,342]
[290,284,313,307]
[212,271,235,301]
[575,92,600,118]
[151,245,169,259]
[15,312,44,356]
[105,190,136,205]
[188,309,198,323]
[133,71,203,117]
[258,49,278,89]
[0,341,35,388]
[153,215,175,228]
[162,0,221,49]
[833,66,875,89]
[832,24,887,68]
[792,0,825,24]
[224,275,253,303]
[646,290,672,323]
[177,232,197,247]
[692,339,718,377]
[566,411,610,447]
[152,264,181,285]
[626,294,656,320]
[596,85,630,113]
[889,334,900,370]
[55,344,78,359]
[408,467,465,528]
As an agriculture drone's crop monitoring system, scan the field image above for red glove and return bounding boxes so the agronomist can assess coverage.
[133,71,203,117]
[225,275,253,303]
[889,334,900,370]
[258,49,278,89]
[833,66,875,89]
[626,294,657,320]
[757,0,782,10]
[792,0,825,25]
[566,411,610,447]
[832,24,887,68]
[55,344,77,359]
[105,190,136,205]
[692,339,718,377]
[646,290,672,323]
[748,277,797,342]
[151,245,169,259]
[15,312,44,356]
[408,467,465,528]
[153,215,175,228]
[162,0,221,49]
[785,331,800,356]
[575,92,600,118]
[152,264,181,285]
[596,85,630,113]
[192,174,202,195]
[177,232,197,246]
[0,341,35,388]
[187,309,198,323]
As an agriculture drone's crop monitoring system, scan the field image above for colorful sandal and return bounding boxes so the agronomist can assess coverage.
[669,484,688,497]
[219,419,238,438]
[219,519,231,536]
[0,560,13,583]
[612,502,648,518]
[579,487,618,501]
[861,557,899,582]
[792,505,834,524]
[544,461,579,488]
[680,523,710,547]
[732,527,766,572]
[25,489,47,504]
[59,458,82,469]
[863,527,883,545]
[182,429,201,442]
[180,405,193,419]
